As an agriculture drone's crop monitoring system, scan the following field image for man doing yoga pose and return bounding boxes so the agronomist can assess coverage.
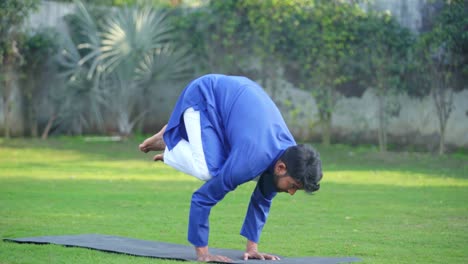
[139,74,322,262]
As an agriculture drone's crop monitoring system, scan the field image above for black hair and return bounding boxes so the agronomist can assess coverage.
[280,144,323,193]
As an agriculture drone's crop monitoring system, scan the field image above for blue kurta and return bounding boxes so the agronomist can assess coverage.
[163,74,296,247]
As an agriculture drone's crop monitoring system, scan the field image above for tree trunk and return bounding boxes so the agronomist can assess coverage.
[41,114,56,140]
[377,92,387,153]
[322,116,331,146]
[433,87,453,155]
[29,104,38,137]
[117,111,132,137]
[2,100,11,139]
[439,125,446,155]
[1,65,15,139]
[321,87,333,146]
[25,77,38,137]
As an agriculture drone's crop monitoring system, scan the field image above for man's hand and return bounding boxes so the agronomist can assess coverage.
[243,240,280,261]
[196,246,233,263]
[243,251,281,261]
[197,254,233,263]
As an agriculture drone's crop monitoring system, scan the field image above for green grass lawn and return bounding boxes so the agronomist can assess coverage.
[0,137,467,264]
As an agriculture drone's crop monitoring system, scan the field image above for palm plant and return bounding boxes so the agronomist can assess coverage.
[57,0,192,136]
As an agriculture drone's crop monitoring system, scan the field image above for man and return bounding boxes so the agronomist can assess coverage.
[139,74,322,262]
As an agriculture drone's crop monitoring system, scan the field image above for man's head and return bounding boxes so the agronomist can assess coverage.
[274,144,322,195]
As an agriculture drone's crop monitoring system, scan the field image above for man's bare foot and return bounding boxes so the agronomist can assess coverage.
[153,153,164,162]
[139,125,167,153]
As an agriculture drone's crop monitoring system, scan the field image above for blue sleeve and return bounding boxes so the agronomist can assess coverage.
[188,150,253,247]
[240,174,277,243]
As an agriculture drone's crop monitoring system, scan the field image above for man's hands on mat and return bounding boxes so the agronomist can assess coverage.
[194,242,280,262]
[196,246,233,263]
[243,240,280,261]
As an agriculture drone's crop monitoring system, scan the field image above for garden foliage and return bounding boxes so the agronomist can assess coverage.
[4,0,467,153]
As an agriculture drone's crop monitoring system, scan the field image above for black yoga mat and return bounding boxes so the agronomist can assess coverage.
[4,234,361,264]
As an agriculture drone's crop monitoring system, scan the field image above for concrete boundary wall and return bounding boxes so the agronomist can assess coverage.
[268,79,468,148]
[26,1,75,32]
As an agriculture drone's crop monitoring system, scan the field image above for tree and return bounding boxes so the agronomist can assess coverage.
[412,0,467,154]
[173,0,253,76]
[357,12,413,152]
[0,0,39,138]
[240,0,299,99]
[56,0,193,137]
[20,29,58,137]
[281,0,365,146]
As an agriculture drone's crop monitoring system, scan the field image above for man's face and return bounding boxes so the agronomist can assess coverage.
[273,161,303,195]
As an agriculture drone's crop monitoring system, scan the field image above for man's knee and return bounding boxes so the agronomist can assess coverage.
[192,165,211,181]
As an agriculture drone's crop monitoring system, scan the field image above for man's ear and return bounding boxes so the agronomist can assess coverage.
[275,160,287,175]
